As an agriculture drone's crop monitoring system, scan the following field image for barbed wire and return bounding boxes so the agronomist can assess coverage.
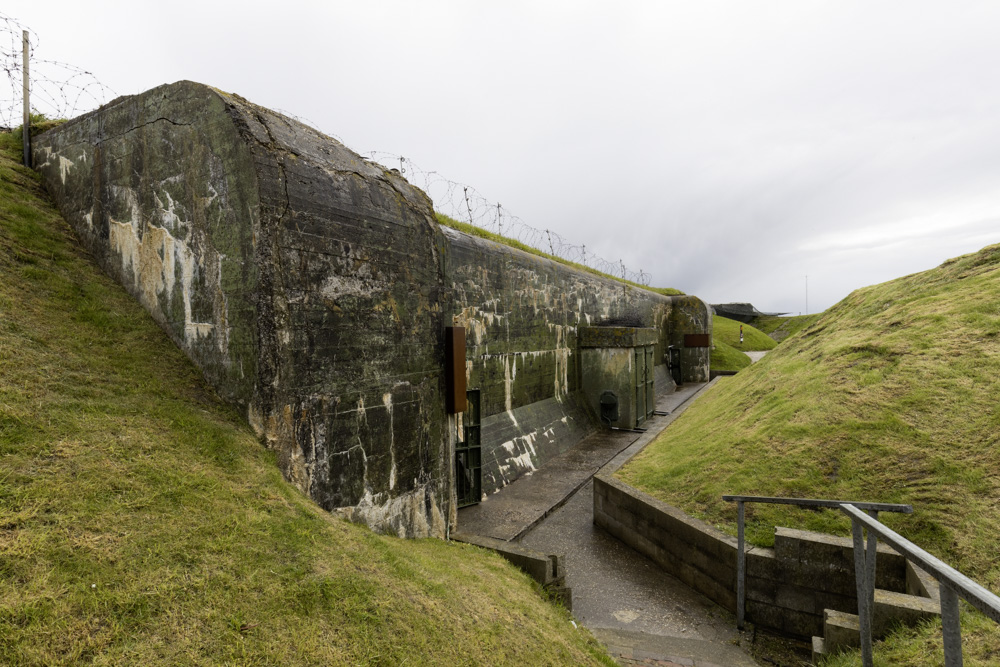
[364,151,651,286]
[0,14,649,287]
[0,13,115,128]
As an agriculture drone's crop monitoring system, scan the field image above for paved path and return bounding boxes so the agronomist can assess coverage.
[458,380,759,666]
[744,350,769,363]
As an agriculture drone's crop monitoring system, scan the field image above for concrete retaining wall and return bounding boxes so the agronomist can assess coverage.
[593,474,907,638]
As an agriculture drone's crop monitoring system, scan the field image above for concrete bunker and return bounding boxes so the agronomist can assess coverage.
[33,80,712,538]
[578,326,659,430]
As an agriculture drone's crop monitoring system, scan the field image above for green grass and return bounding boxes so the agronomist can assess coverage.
[709,340,752,372]
[434,213,683,297]
[0,135,613,666]
[713,316,777,351]
[708,316,774,372]
[618,243,1000,662]
[751,313,822,342]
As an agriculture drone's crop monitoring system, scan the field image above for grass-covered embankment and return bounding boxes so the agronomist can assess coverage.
[710,316,776,372]
[0,138,612,665]
[751,313,823,342]
[618,244,1000,662]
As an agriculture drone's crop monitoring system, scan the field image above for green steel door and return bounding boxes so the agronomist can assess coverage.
[645,345,655,418]
[634,348,646,427]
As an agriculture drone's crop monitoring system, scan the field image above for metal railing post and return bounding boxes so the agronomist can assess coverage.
[851,517,874,667]
[736,500,745,630]
[941,584,963,667]
[865,508,879,646]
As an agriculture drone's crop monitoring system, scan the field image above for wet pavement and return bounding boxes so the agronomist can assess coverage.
[458,379,760,666]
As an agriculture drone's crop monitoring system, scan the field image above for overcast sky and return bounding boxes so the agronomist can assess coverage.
[11,1,1000,313]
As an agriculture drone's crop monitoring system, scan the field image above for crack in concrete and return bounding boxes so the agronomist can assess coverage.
[96,116,192,146]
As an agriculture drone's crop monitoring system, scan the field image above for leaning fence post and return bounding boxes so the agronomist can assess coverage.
[22,29,31,168]
[736,500,745,629]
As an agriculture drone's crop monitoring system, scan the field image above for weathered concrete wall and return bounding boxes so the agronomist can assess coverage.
[34,81,450,537]
[441,227,706,496]
[593,474,911,638]
[670,295,712,384]
[34,80,713,536]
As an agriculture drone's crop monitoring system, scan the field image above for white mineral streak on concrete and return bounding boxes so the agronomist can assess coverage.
[154,190,183,231]
[57,155,74,185]
[105,183,229,348]
[178,242,214,341]
[497,431,540,481]
[214,258,230,356]
[383,391,396,491]
[319,273,378,300]
[346,483,446,539]
[504,355,513,413]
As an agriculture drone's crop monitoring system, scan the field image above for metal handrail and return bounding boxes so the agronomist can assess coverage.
[721,495,913,631]
[841,504,1000,667]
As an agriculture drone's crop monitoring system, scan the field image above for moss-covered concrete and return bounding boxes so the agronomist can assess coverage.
[33,80,713,535]
[34,81,449,537]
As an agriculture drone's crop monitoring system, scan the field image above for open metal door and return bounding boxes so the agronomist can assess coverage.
[456,389,481,507]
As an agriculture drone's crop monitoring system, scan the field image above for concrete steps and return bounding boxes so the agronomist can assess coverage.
[811,583,941,662]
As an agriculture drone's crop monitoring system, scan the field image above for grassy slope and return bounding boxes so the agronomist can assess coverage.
[710,316,775,372]
[434,213,683,297]
[0,140,612,666]
[751,313,823,342]
[709,341,751,372]
[619,245,1000,662]
[714,316,777,352]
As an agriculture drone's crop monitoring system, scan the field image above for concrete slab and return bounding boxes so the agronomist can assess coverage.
[594,627,758,667]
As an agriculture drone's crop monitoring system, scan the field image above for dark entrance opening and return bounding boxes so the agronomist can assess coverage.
[456,389,482,507]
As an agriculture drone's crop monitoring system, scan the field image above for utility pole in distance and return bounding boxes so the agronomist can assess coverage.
[22,30,31,168]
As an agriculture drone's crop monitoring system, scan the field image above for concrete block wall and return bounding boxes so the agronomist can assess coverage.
[593,474,909,639]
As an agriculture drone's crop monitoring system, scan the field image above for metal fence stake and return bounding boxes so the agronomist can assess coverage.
[22,30,30,168]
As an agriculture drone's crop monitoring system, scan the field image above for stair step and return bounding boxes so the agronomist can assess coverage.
[811,635,827,663]
[823,609,860,652]
[873,589,940,637]
[821,588,942,655]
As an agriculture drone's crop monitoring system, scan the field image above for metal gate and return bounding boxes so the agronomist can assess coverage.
[456,389,481,507]
[634,345,655,426]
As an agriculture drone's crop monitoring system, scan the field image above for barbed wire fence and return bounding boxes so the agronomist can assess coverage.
[0,13,651,287]
[364,151,651,286]
[0,13,115,132]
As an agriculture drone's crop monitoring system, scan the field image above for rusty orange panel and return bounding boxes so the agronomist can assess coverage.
[684,333,711,348]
